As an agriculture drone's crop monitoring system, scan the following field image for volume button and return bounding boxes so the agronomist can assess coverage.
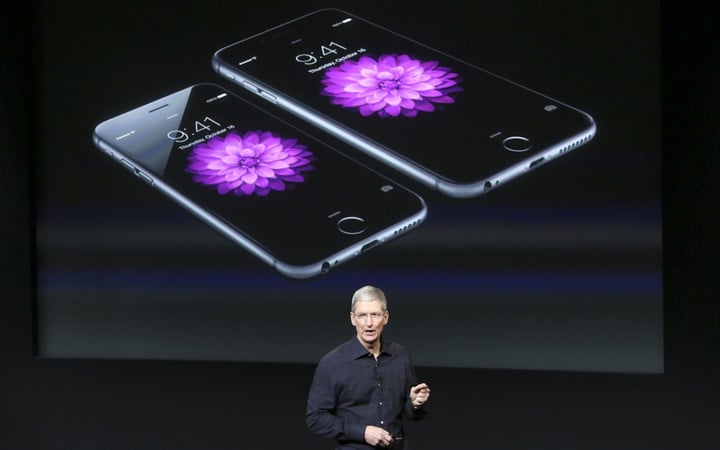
[120,159,135,172]
[136,171,154,186]
[120,159,153,186]
[260,91,277,104]
[242,81,260,94]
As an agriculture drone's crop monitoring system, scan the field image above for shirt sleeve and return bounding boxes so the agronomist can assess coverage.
[405,399,427,420]
[403,353,427,421]
[305,359,366,443]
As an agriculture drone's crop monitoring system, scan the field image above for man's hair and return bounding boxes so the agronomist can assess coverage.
[351,285,388,312]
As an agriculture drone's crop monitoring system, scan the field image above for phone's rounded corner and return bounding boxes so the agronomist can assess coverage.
[586,116,598,141]
[211,48,229,68]
[312,7,351,15]
[193,81,221,91]
[435,179,490,199]
[91,131,101,148]
[92,124,109,150]
[574,107,597,136]
[412,197,429,222]
[417,199,429,218]
[210,56,222,72]
[274,260,326,280]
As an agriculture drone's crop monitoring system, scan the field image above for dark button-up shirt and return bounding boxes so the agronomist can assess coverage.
[306,336,426,449]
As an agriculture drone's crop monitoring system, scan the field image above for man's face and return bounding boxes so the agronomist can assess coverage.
[351,299,389,347]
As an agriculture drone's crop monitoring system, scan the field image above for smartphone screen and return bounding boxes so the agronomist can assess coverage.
[213,9,596,197]
[93,83,426,278]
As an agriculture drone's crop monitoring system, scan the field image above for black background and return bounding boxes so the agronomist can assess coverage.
[2,1,719,449]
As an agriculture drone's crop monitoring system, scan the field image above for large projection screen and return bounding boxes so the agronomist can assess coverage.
[33,0,662,373]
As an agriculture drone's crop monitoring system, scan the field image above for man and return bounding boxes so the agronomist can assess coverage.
[306,285,430,449]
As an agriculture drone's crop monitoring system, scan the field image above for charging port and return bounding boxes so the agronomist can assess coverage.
[529,157,545,169]
[361,240,379,253]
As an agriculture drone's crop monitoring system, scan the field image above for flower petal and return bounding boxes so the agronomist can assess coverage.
[185,130,315,196]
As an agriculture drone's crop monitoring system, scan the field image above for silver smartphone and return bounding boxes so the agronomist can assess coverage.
[92,83,427,279]
[212,8,597,198]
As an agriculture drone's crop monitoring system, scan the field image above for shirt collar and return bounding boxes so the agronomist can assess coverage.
[348,335,392,359]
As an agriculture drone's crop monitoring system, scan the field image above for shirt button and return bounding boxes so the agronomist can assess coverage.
[379,402,383,406]
[380,421,384,425]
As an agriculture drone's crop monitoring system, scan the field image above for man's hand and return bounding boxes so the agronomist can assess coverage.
[410,383,431,408]
[365,425,394,447]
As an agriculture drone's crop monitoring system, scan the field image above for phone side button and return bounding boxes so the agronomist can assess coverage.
[136,171,154,186]
[120,159,136,172]
[260,91,277,104]
[242,81,260,94]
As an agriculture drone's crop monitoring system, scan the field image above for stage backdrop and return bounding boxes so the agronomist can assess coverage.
[33,0,662,373]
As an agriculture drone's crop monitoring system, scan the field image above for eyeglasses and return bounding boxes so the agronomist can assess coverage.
[353,312,386,322]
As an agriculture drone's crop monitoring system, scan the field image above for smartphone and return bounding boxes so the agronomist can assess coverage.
[92,83,426,279]
[212,8,596,198]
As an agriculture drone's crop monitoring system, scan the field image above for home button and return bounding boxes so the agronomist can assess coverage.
[337,216,367,235]
[503,136,532,152]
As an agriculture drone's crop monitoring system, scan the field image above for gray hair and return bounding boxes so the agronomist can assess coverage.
[351,285,388,312]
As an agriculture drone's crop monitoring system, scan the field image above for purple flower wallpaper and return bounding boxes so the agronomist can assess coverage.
[186,130,315,196]
[321,53,462,117]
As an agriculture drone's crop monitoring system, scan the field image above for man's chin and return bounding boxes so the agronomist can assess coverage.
[360,331,378,342]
